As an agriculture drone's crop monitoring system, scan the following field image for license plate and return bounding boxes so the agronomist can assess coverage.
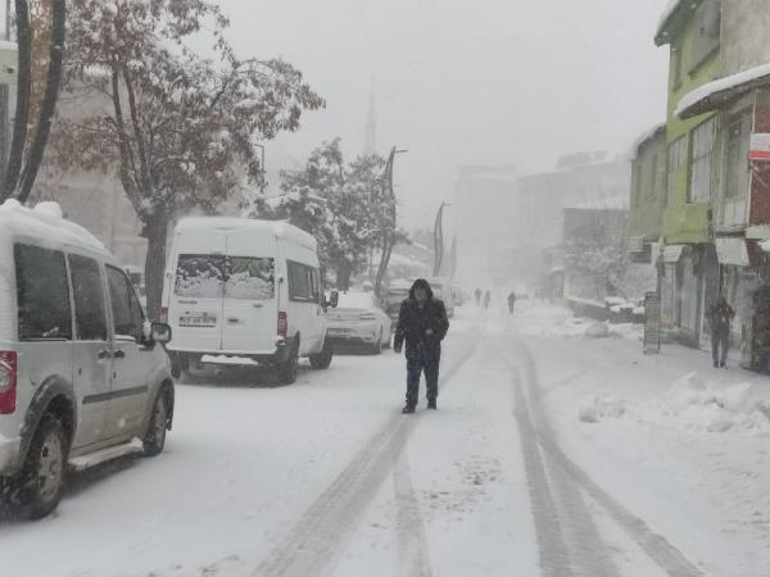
[328,328,351,335]
[179,314,217,328]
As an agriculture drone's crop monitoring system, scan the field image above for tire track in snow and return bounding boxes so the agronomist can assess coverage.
[253,337,477,577]
[514,341,705,577]
[392,444,433,577]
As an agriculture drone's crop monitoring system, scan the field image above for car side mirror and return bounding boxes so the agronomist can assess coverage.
[329,290,339,308]
[151,322,172,344]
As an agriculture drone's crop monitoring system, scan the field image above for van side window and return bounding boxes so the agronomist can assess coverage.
[14,244,72,340]
[106,266,144,341]
[68,254,108,341]
[288,261,318,303]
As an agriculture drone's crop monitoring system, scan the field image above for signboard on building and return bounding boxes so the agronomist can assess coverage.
[644,291,661,355]
[750,133,770,161]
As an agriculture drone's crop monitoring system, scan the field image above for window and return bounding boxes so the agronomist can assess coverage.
[649,155,658,200]
[672,45,683,89]
[69,254,108,341]
[225,257,275,300]
[107,266,144,341]
[667,135,687,206]
[288,261,319,303]
[691,0,721,70]
[725,112,752,199]
[634,163,643,207]
[689,119,715,203]
[175,255,226,298]
[14,245,72,340]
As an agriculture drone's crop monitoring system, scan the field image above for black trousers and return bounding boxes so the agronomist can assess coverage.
[712,331,729,365]
[406,356,439,408]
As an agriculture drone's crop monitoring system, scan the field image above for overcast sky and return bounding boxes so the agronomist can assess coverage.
[210,0,672,229]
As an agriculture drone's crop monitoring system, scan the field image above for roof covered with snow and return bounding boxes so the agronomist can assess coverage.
[630,124,667,159]
[0,199,107,254]
[175,216,318,252]
[655,0,696,45]
[675,62,770,119]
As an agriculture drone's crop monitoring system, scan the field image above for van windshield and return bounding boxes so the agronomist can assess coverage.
[175,255,275,300]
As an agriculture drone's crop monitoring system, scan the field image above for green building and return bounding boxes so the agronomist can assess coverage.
[655,0,722,346]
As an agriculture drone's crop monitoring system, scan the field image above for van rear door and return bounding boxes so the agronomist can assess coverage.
[220,231,278,354]
[169,231,228,352]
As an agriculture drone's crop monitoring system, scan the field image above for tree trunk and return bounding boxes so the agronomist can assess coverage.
[17,0,66,203]
[337,264,352,291]
[144,215,168,321]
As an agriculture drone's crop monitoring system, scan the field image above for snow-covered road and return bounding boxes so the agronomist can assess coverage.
[1,304,768,577]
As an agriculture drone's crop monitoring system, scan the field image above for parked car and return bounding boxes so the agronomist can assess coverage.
[326,290,392,353]
[429,277,455,318]
[0,200,174,520]
[384,281,412,326]
[162,217,338,385]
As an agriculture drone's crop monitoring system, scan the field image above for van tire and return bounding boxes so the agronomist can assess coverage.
[143,393,168,457]
[310,340,333,370]
[276,342,299,385]
[14,415,69,520]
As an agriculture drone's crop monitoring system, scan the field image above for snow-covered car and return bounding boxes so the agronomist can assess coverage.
[0,201,175,520]
[325,290,392,353]
[163,217,338,384]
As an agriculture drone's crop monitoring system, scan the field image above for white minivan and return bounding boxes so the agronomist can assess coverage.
[163,217,338,384]
[0,200,174,519]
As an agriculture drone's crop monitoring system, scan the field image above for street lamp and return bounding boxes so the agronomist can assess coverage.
[433,201,451,277]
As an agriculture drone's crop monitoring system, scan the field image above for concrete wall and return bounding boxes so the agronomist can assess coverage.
[722,0,770,74]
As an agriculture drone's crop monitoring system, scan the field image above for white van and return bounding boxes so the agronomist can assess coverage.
[0,200,174,519]
[163,217,338,384]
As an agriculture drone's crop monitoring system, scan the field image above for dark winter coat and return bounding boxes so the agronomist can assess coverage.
[710,300,735,335]
[394,281,450,360]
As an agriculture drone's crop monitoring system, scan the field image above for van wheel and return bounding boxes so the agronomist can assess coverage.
[310,339,333,370]
[276,343,299,385]
[143,393,168,457]
[14,415,69,520]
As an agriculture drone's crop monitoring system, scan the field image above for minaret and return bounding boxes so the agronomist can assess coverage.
[363,81,377,156]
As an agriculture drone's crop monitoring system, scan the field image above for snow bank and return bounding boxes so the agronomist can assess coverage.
[579,393,626,423]
[644,373,770,435]
[585,322,610,339]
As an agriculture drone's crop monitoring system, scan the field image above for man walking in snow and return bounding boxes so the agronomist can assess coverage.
[394,278,450,413]
[710,295,735,368]
[483,290,491,310]
[507,291,516,315]
[474,287,482,307]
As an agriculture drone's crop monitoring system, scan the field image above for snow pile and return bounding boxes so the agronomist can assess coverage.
[578,393,626,423]
[645,373,770,435]
[585,322,610,339]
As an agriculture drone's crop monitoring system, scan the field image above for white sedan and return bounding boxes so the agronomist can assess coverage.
[325,290,392,354]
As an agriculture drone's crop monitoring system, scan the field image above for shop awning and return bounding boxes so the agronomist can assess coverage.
[716,237,750,266]
[663,245,685,263]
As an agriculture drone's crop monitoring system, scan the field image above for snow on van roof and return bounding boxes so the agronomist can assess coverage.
[0,199,107,253]
[175,217,318,252]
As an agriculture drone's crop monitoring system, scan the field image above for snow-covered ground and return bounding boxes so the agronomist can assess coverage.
[1,302,768,576]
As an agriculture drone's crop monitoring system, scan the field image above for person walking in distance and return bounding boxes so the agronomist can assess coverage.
[474,287,482,307]
[710,296,735,368]
[394,279,450,413]
[483,290,491,310]
[507,291,516,315]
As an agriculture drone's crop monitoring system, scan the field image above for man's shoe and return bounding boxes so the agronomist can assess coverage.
[713,361,719,368]
[427,399,437,410]
[402,405,415,414]
[720,361,726,368]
